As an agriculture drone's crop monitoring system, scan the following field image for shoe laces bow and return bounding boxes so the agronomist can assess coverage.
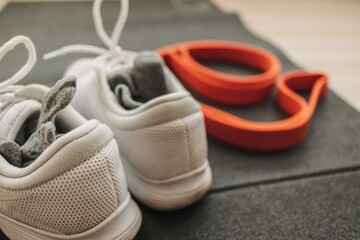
[43,0,135,74]
[0,36,37,106]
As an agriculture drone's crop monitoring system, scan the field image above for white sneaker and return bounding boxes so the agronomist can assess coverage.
[45,0,212,210]
[0,36,141,239]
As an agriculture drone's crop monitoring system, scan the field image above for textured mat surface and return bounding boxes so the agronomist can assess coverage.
[0,1,359,239]
[137,171,360,240]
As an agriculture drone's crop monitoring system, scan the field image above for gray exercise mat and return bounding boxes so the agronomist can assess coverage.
[1,0,359,190]
[0,1,359,239]
[137,170,360,240]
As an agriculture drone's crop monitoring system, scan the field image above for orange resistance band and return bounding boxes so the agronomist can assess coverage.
[158,41,328,151]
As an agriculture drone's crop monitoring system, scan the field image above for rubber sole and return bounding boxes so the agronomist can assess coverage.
[0,195,141,240]
[123,159,213,211]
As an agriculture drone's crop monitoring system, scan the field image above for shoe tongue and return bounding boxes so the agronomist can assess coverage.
[109,52,167,109]
[0,76,76,168]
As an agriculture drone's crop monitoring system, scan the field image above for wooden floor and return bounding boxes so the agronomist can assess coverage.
[211,0,360,112]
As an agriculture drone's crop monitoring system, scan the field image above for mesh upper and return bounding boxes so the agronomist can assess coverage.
[67,59,208,179]
[0,140,127,235]
[116,111,207,180]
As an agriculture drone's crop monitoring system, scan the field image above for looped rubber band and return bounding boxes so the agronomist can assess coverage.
[158,40,328,151]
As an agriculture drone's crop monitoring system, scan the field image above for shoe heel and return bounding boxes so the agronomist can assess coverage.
[0,196,141,240]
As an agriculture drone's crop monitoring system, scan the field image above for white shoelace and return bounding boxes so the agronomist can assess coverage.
[43,0,135,73]
[0,35,37,106]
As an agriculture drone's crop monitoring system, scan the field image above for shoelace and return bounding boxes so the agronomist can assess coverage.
[44,0,135,74]
[0,36,77,167]
[0,36,37,108]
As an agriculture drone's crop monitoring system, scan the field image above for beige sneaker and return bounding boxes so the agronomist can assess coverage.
[0,36,141,239]
[44,0,212,211]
